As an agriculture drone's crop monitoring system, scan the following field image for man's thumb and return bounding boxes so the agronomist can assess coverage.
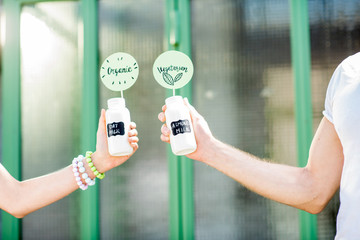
[184,97,200,118]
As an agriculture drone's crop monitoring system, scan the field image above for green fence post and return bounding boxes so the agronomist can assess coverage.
[177,1,195,239]
[1,1,22,239]
[80,0,99,239]
[289,0,318,239]
[165,0,195,240]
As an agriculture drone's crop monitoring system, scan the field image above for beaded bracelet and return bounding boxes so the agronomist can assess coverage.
[85,151,105,180]
[77,160,96,186]
[72,155,88,190]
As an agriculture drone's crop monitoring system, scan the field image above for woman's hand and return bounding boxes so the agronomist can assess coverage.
[91,109,139,173]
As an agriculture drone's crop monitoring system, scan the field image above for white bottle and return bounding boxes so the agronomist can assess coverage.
[105,98,133,156]
[165,96,197,155]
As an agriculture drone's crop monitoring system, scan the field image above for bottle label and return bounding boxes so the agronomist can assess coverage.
[107,122,125,137]
[171,119,191,136]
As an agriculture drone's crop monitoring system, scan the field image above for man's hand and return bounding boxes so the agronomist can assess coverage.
[158,98,214,162]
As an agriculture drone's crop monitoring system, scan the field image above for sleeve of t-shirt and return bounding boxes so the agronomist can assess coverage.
[323,63,343,123]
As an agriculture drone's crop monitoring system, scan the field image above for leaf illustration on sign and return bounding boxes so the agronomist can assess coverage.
[153,50,194,90]
[174,73,183,83]
[162,72,174,86]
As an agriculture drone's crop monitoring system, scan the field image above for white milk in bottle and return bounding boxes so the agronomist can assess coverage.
[165,96,197,155]
[106,98,133,156]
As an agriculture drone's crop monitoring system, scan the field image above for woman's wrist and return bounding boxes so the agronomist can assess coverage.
[71,152,108,190]
[90,151,109,174]
[82,157,96,180]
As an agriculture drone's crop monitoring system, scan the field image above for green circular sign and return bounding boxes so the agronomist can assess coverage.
[152,51,194,89]
[100,52,139,91]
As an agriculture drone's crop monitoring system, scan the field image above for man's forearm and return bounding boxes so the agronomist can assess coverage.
[201,138,318,212]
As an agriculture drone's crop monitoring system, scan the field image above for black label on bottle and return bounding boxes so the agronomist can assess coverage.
[107,122,125,137]
[171,119,191,136]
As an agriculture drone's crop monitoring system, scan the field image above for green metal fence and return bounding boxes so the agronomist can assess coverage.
[289,1,317,239]
[0,0,332,239]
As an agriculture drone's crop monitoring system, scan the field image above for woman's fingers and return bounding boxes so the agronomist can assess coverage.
[128,123,139,145]
[130,122,137,130]
[131,142,139,150]
[128,129,138,137]
[128,136,139,143]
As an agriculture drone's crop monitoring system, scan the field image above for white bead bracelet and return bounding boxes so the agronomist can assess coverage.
[80,169,96,186]
[72,155,88,190]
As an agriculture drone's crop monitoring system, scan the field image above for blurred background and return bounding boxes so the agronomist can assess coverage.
[0,0,359,239]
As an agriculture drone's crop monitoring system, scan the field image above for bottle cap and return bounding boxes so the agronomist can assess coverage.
[165,96,183,106]
[107,98,126,109]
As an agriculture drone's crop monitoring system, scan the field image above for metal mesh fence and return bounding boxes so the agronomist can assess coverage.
[99,1,169,239]
[192,0,359,239]
[20,2,81,240]
[192,0,295,239]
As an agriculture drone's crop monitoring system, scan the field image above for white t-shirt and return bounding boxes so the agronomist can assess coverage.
[323,52,360,239]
